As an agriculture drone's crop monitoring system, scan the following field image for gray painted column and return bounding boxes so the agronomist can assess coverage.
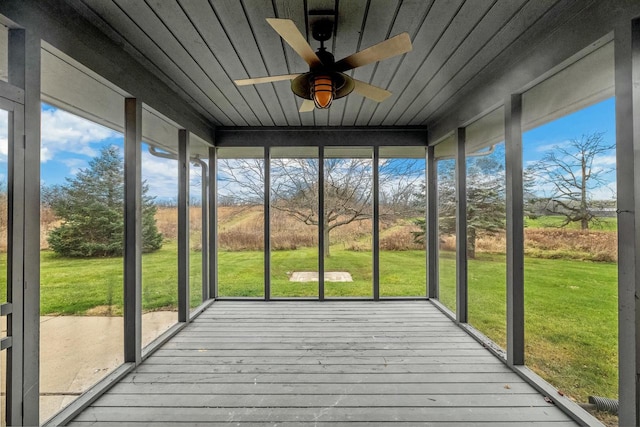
[264,146,271,300]
[7,29,25,427]
[7,99,25,426]
[318,147,325,300]
[178,130,190,322]
[123,98,142,364]
[455,128,468,323]
[373,146,380,300]
[8,27,40,426]
[427,145,438,299]
[200,161,209,302]
[209,146,218,299]
[505,94,525,366]
[614,17,640,427]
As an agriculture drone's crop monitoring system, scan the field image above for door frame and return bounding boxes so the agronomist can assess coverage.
[0,79,25,426]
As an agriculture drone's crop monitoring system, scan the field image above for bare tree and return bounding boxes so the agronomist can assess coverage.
[219,157,424,257]
[529,132,615,230]
[218,158,266,205]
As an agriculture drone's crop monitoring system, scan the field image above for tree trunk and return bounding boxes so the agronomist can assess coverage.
[581,217,589,230]
[580,153,589,230]
[324,217,331,257]
[467,227,477,259]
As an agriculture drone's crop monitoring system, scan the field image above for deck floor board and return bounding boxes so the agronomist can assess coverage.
[68,301,577,425]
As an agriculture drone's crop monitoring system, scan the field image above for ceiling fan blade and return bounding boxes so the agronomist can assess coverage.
[334,33,412,72]
[266,18,322,68]
[353,79,392,103]
[234,74,301,86]
[299,99,315,112]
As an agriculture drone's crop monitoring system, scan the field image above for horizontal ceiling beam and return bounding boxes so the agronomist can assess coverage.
[215,126,428,147]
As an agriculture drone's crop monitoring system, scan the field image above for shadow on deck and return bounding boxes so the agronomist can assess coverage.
[68,301,577,426]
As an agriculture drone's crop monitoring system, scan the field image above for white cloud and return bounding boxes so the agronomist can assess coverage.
[593,154,617,167]
[60,158,89,176]
[41,108,120,162]
[141,150,178,200]
[590,181,617,201]
[534,140,570,153]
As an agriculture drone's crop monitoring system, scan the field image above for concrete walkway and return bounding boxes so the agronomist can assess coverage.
[38,311,176,423]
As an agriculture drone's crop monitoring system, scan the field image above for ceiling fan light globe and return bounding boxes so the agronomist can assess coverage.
[312,75,334,109]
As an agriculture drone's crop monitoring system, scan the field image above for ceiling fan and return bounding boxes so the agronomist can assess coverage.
[234,18,412,112]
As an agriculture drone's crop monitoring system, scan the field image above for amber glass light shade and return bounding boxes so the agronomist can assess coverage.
[311,74,334,109]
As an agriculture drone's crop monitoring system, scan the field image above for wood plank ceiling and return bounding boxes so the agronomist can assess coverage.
[64,0,576,129]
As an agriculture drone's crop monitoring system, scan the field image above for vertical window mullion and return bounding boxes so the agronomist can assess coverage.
[123,98,142,364]
[505,94,525,366]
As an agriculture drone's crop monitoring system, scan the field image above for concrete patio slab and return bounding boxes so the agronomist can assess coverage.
[289,271,353,282]
[38,311,177,423]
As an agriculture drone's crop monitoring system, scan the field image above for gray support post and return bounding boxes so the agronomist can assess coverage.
[6,103,24,426]
[123,98,142,364]
[177,130,190,322]
[5,97,24,427]
[8,27,40,426]
[7,30,25,426]
[373,146,380,300]
[455,128,468,323]
[615,17,640,427]
[200,162,209,302]
[427,145,438,299]
[21,30,40,427]
[209,146,218,299]
[318,147,325,300]
[505,94,525,366]
[264,146,271,300]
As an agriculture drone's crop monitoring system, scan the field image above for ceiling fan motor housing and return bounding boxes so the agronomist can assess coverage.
[311,19,334,42]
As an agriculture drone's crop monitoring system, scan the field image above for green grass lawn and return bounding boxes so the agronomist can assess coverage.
[34,241,202,315]
[0,242,618,405]
[218,248,428,298]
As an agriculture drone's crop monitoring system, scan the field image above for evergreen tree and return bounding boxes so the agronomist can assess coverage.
[413,147,506,258]
[47,146,163,257]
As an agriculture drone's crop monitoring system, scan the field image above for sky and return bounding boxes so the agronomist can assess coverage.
[522,97,616,200]
[37,103,197,202]
[0,97,618,203]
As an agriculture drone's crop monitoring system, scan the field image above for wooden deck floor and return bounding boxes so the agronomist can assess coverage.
[69,301,577,426]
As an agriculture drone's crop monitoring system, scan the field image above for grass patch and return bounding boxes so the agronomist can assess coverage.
[37,241,203,315]
[225,248,427,298]
[218,250,264,297]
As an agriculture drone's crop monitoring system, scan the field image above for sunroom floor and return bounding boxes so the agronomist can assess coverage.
[68,300,577,426]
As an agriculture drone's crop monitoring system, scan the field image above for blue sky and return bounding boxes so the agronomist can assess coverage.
[522,97,616,200]
[523,97,616,161]
[0,98,618,202]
